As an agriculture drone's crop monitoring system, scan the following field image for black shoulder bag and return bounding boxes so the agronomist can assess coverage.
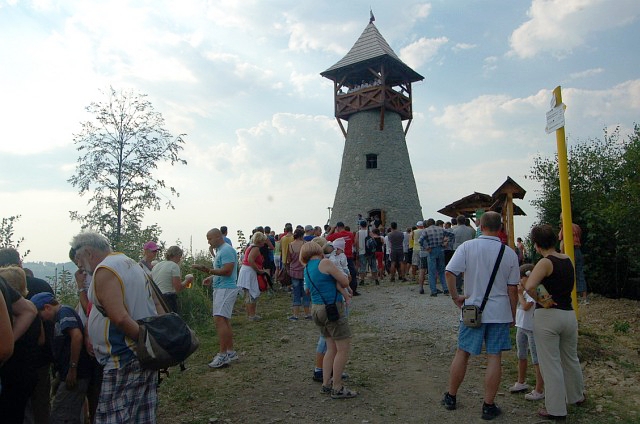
[305,266,340,322]
[462,244,506,328]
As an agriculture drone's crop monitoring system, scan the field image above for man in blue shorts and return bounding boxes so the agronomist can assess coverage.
[441,211,519,420]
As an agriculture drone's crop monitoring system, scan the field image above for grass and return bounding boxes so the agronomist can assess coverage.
[613,320,631,333]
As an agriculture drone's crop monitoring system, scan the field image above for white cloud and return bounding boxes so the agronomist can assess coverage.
[569,67,604,80]
[453,43,477,52]
[565,79,640,122]
[284,14,359,55]
[431,89,559,148]
[482,56,498,75]
[433,94,512,144]
[399,36,448,69]
[509,0,640,58]
[430,80,640,151]
[413,3,432,19]
[289,70,321,97]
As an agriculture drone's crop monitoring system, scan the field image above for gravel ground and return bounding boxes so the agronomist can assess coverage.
[352,280,461,336]
[159,276,624,423]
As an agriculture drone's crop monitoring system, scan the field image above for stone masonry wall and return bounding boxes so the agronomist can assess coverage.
[330,109,423,230]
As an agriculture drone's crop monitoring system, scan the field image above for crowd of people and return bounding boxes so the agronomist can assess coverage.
[0,212,588,422]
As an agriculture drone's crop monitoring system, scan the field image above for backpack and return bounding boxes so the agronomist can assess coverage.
[134,274,200,370]
[365,235,377,255]
[136,312,200,370]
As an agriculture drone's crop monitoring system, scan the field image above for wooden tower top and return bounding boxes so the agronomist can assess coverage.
[321,21,423,86]
[321,19,424,127]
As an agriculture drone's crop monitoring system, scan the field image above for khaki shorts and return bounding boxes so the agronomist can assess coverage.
[412,249,420,266]
[311,303,352,340]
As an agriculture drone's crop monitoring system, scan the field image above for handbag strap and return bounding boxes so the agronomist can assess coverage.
[479,244,506,312]
[145,273,172,314]
[92,272,170,318]
[305,264,338,305]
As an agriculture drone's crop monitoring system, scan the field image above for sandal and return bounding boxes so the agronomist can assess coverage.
[320,385,332,395]
[331,386,358,399]
[538,408,566,420]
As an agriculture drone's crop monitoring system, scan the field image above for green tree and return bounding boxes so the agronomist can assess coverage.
[527,125,640,298]
[68,87,187,247]
[114,223,163,262]
[237,230,247,253]
[0,215,30,259]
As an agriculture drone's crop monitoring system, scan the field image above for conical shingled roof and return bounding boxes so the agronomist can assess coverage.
[321,22,423,84]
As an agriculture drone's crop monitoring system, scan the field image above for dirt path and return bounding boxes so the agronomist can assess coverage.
[157,279,638,423]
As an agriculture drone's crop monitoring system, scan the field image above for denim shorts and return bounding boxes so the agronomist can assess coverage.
[358,254,377,273]
[291,278,310,307]
[458,322,511,355]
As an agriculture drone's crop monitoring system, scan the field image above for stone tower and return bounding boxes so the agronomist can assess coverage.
[321,18,424,229]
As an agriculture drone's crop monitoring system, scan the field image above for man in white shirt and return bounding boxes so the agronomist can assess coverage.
[441,211,519,421]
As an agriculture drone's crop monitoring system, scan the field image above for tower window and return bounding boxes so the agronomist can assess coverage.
[366,154,377,169]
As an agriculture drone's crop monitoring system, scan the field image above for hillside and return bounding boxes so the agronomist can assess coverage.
[23,261,77,281]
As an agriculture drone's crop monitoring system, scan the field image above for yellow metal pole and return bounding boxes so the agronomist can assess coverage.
[553,86,579,316]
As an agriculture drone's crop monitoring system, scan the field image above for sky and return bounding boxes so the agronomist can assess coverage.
[1,0,639,263]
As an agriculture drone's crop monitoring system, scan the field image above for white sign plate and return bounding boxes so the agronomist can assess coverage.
[545,104,565,134]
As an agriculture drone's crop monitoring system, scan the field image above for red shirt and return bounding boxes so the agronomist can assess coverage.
[558,223,582,248]
[242,245,264,268]
[327,230,355,259]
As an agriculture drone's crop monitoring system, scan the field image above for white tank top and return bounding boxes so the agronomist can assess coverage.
[358,229,368,254]
[88,253,157,370]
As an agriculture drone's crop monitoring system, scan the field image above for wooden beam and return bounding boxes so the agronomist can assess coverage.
[333,81,339,117]
[404,118,412,135]
[506,193,515,248]
[336,117,347,139]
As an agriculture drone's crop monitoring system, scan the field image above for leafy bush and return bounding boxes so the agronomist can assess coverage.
[527,125,640,299]
[178,248,215,328]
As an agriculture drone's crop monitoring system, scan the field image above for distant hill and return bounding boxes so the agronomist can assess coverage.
[23,261,78,281]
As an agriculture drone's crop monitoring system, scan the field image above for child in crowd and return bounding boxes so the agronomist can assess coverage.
[31,292,94,423]
[509,264,545,401]
[328,238,350,280]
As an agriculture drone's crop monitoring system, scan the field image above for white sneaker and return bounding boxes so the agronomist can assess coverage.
[208,353,229,368]
[226,350,239,362]
[509,382,530,393]
[525,390,545,401]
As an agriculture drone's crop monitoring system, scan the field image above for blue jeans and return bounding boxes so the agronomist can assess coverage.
[291,278,310,307]
[428,246,447,294]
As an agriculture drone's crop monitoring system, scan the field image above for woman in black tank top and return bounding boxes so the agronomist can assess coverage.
[524,224,585,420]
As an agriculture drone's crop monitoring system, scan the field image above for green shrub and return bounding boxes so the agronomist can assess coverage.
[613,320,630,333]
